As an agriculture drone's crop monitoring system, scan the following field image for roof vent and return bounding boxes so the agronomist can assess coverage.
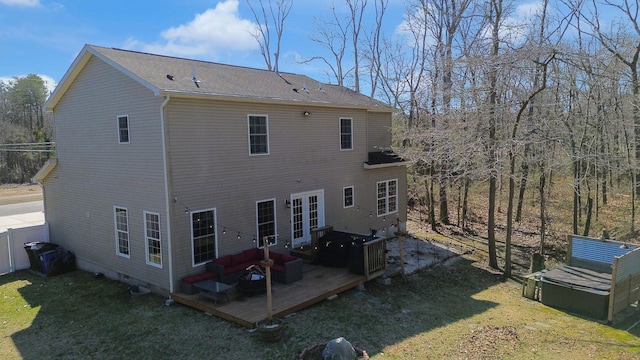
[166,74,174,81]
[191,65,201,88]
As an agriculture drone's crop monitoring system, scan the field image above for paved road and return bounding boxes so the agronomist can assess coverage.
[0,201,43,217]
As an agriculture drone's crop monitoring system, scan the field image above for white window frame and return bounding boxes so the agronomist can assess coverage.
[339,117,353,151]
[191,208,217,267]
[256,198,277,248]
[248,114,269,155]
[117,114,130,144]
[114,206,130,258]
[377,179,398,216]
[343,186,355,208]
[144,211,162,268]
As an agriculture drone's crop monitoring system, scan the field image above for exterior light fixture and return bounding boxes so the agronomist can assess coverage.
[303,111,311,117]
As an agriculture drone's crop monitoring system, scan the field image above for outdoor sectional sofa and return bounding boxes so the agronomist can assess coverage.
[206,248,303,285]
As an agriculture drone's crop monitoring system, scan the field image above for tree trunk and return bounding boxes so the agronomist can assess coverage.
[582,196,593,237]
[572,163,579,235]
[439,179,449,224]
[429,173,437,231]
[515,161,529,222]
[505,161,515,279]
[462,177,470,229]
[539,167,546,254]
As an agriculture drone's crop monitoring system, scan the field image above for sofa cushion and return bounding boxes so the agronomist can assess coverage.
[243,248,259,260]
[226,263,247,275]
[182,272,217,284]
[215,255,232,267]
[230,252,246,265]
[270,252,282,263]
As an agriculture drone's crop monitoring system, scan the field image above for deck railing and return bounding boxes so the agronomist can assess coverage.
[363,237,386,280]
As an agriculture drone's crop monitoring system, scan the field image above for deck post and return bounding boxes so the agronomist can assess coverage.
[262,236,274,321]
[396,218,406,279]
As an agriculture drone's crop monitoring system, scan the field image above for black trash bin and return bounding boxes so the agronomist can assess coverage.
[23,242,75,276]
[24,242,59,274]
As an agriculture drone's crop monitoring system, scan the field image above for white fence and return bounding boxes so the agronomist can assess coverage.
[0,223,49,274]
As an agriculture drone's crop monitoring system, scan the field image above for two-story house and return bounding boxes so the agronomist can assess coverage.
[35,44,406,295]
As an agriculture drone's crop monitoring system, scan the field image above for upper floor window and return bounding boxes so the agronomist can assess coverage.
[256,199,277,248]
[114,206,130,258]
[191,209,216,266]
[343,186,354,208]
[340,118,353,150]
[144,211,162,267]
[248,115,269,155]
[118,115,130,144]
[377,179,398,216]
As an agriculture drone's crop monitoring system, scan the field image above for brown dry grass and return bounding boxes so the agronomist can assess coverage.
[0,184,42,205]
[2,259,639,360]
[407,174,640,276]
[1,178,640,359]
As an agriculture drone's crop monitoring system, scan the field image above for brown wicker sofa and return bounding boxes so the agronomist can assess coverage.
[206,248,303,285]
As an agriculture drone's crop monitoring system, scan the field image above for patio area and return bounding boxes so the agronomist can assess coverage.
[170,263,367,328]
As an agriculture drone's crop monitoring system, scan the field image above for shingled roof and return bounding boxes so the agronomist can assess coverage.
[45,44,393,112]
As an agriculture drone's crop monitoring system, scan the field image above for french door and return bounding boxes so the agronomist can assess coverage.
[291,190,325,248]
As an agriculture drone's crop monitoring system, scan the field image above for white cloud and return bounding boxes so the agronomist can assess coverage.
[516,1,545,19]
[126,0,258,59]
[0,0,40,6]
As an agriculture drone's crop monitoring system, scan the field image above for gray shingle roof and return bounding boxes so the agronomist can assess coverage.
[46,44,392,112]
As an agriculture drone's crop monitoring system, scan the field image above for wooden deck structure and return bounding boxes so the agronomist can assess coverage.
[171,264,367,328]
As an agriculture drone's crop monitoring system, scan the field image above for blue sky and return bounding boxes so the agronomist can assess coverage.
[0,0,623,94]
[0,0,407,92]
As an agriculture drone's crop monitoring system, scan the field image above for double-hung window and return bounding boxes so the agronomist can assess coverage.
[191,209,216,265]
[248,115,269,155]
[118,115,130,144]
[114,207,130,257]
[340,118,353,150]
[377,179,398,216]
[343,186,354,208]
[144,211,162,267]
[256,199,277,247]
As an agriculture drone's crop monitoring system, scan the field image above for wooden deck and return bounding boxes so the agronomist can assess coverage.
[170,264,367,328]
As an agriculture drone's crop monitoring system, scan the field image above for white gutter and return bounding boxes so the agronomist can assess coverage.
[160,95,174,293]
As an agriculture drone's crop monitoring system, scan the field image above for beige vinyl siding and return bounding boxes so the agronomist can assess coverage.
[165,98,403,279]
[43,56,170,292]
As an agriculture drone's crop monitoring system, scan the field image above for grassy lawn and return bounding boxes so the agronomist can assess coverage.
[2,258,639,360]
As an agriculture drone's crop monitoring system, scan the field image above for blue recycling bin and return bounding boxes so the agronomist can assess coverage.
[24,242,76,276]
[24,242,59,273]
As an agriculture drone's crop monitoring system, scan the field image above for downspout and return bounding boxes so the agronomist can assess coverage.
[160,95,174,293]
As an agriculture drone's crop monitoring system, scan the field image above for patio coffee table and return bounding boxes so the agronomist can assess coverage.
[193,280,233,304]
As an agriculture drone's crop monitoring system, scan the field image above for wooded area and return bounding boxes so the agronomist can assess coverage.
[0,74,54,184]
[250,0,640,275]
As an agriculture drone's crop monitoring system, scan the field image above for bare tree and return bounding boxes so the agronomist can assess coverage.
[362,0,388,98]
[304,5,352,86]
[484,0,504,270]
[346,0,368,92]
[247,0,293,72]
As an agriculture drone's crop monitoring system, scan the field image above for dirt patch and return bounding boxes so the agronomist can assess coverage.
[0,184,42,205]
[0,184,41,198]
[459,325,519,359]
